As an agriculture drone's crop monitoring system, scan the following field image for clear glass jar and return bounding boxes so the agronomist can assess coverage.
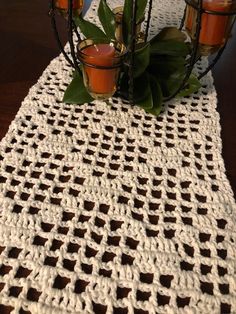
[113,6,145,44]
[185,0,236,55]
[54,0,84,18]
[77,38,127,100]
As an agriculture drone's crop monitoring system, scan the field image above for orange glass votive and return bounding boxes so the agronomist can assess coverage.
[185,0,236,55]
[77,39,127,100]
[54,0,84,18]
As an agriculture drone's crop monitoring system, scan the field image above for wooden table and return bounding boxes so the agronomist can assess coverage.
[0,0,235,198]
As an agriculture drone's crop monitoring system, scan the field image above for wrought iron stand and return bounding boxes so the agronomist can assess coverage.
[49,0,236,102]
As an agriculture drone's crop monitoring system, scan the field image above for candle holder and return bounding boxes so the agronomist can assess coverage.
[49,0,236,116]
[185,0,236,56]
[77,38,127,100]
[54,0,84,18]
[113,6,145,44]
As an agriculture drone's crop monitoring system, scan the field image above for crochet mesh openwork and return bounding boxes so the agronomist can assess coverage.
[0,0,235,313]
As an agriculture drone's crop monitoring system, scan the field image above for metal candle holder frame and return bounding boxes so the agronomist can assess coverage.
[49,0,236,103]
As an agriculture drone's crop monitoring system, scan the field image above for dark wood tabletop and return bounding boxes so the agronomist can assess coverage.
[0,0,235,198]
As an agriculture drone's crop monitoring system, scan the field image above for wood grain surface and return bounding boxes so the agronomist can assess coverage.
[0,0,235,198]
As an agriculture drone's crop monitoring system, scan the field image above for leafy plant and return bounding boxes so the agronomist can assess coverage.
[63,70,93,104]
[98,0,116,39]
[64,0,201,116]
[122,0,148,45]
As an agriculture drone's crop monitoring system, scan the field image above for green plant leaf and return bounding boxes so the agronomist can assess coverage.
[162,71,185,97]
[122,0,133,46]
[134,43,150,78]
[149,57,201,98]
[177,74,201,97]
[136,87,153,110]
[151,70,185,98]
[151,27,187,43]
[135,73,153,109]
[122,0,148,45]
[149,55,186,78]
[148,56,186,97]
[63,70,94,104]
[150,40,190,57]
[135,73,163,115]
[146,74,163,116]
[74,15,107,39]
[119,72,151,105]
[123,0,148,24]
[136,0,148,23]
[98,0,116,39]
[119,71,162,115]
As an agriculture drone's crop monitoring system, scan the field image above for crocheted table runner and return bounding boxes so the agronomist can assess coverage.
[0,0,235,313]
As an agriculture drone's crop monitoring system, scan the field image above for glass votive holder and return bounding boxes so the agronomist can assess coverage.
[112,6,145,44]
[54,0,84,18]
[77,38,127,100]
[185,0,236,56]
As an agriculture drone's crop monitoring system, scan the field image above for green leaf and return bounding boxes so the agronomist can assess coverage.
[134,43,150,78]
[98,0,116,39]
[177,74,201,97]
[148,56,186,97]
[151,27,187,43]
[149,55,186,78]
[151,70,185,98]
[123,0,148,24]
[119,72,151,105]
[150,40,190,57]
[135,73,153,109]
[74,15,107,39]
[135,73,163,115]
[122,0,148,45]
[163,72,185,97]
[136,88,153,110]
[122,0,132,46]
[136,0,148,23]
[63,70,94,104]
[146,74,163,116]
[149,57,201,98]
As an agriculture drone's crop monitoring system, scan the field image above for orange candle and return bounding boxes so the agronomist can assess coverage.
[200,0,231,46]
[186,5,195,32]
[82,44,117,96]
[55,0,83,9]
[185,0,232,47]
[54,0,84,17]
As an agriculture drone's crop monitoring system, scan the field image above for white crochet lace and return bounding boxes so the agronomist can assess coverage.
[0,0,235,313]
